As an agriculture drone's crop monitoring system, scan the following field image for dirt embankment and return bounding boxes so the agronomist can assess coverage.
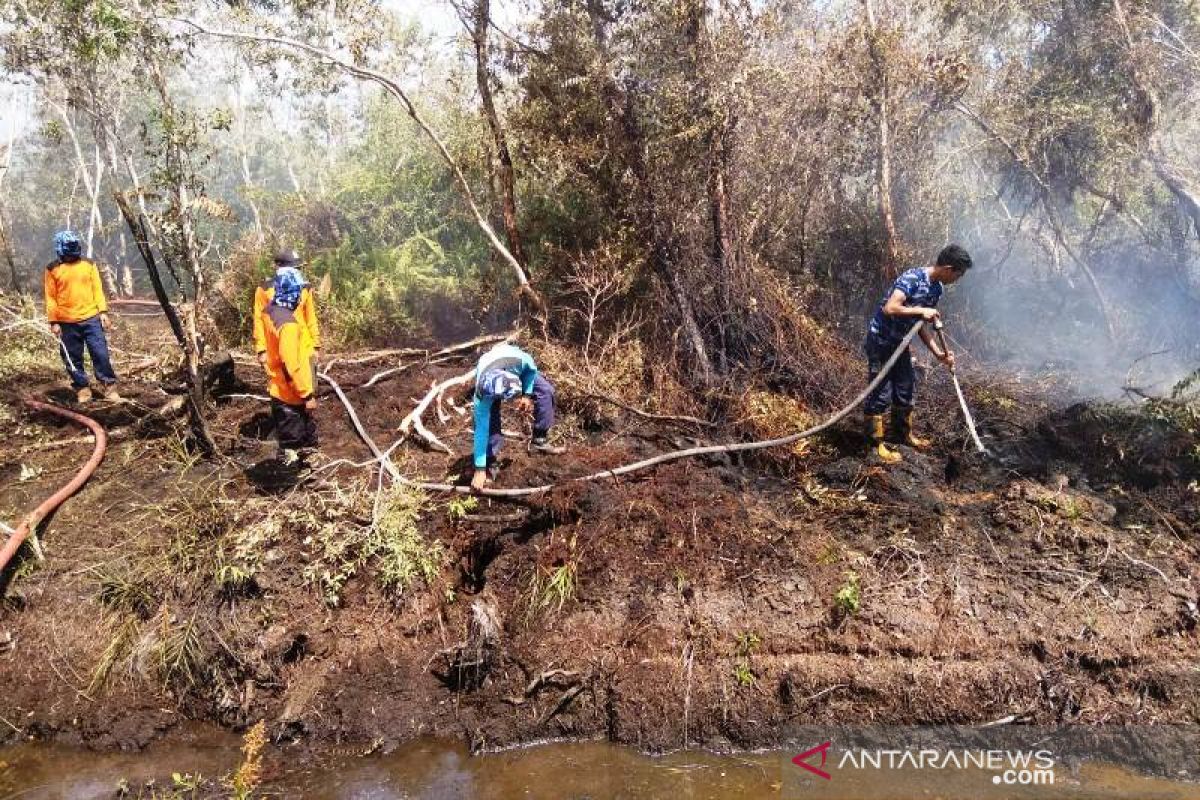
[0,316,1197,755]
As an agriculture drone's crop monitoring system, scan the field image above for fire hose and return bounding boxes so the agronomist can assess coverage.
[325,318,984,498]
[0,400,108,578]
[933,320,989,454]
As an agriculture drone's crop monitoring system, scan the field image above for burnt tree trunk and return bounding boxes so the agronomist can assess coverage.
[471,0,527,270]
[706,113,741,374]
[863,0,901,280]
[585,0,714,387]
[145,59,215,454]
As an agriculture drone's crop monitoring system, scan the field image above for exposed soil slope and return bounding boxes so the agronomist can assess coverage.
[0,315,1196,754]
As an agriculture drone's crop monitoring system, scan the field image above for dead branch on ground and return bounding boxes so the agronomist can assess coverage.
[319,321,924,499]
[398,369,476,454]
[574,387,714,428]
[361,355,453,390]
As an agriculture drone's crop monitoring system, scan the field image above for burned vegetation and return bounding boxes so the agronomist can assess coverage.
[0,0,1198,767]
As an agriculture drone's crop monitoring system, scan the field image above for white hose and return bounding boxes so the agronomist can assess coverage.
[935,326,988,454]
[321,322,930,497]
[950,370,988,454]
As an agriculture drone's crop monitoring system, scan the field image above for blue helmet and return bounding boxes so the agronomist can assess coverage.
[480,368,522,401]
[54,230,82,261]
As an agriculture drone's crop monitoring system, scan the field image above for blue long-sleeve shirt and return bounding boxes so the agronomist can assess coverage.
[472,344,539,468]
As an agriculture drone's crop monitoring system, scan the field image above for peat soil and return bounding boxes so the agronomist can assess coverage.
[0,315,1197,757]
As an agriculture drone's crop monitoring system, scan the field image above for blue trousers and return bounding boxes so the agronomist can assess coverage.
[863,334,914,415]
[487,373,555,464]
[59,315,117,388]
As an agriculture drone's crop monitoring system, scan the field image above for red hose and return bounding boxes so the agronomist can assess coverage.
[0,400,107,574]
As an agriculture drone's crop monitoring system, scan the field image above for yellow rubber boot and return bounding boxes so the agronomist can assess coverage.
[864,413,902,463]
[893,408,931,449]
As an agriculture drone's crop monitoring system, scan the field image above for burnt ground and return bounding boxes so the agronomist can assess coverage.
[0,313,1197,757]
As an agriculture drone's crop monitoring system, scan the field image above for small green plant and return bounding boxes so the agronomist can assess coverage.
[298,485,443,606]
[92,567,155,616]
[302,518,359,607]
[89,615,142,695]
[528,563,577,614]
[1035,493,1084,521]
[544,564,576,609]
[732,631,760,688]
[1060,496,1084,521]
[136,610,206,692]
[673,568,689,596]
[447,495,478,521]
[527,534,579,615]
[834,571,861,616]
[368,486,444,598]
[733,661,755,687]
[171,772,203,792]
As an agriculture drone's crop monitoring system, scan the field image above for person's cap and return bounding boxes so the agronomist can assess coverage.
[273,247,301,266]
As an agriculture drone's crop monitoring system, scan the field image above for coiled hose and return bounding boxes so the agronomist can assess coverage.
[0,400,107,577]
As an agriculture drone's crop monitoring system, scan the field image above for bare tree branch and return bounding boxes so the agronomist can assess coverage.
[168,16,544,315]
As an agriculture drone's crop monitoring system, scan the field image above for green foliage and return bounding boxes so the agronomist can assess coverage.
[366,486,444,599]
[302,519,360,607]
[834,572,862,616]
[250,94,498,348]
[301,485,443,606]
[732,661,755,688]
[89,615,141,696]
[309,237,472,346]
[673,568,689,596]
[63,0,135,61]
[527,534,580,617]
[170,772,203,792]
[92,566,155,617]
[447,495,479,522]
[150,612,206,692]
[533,564,576,612]
[733,631,760,688]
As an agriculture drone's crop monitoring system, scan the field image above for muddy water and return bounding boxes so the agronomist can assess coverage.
[2,734,1197,799]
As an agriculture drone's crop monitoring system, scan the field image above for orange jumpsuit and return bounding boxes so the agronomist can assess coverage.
[253,280,320,355]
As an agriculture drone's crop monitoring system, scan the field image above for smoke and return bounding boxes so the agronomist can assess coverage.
[949,210,1200,400]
